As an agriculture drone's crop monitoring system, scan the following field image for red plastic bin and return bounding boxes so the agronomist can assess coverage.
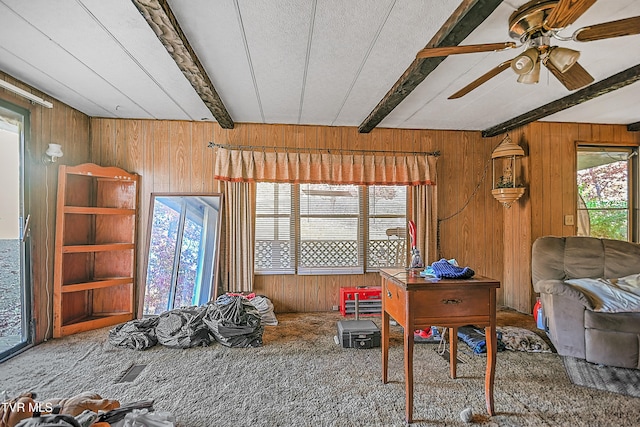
[340,286,382,316]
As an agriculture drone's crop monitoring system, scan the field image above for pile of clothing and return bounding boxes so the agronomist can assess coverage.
[109,294,278,350]
[423,258,475,279]
[420,258,475,279]
[0,392,172,427]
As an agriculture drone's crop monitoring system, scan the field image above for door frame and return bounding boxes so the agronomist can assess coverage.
[0,98,32,362]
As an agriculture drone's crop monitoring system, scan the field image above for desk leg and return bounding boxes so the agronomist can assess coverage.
[404,320,414,423]
[485,323,496,416]
[449,327,458,379]
[382,310,389,384]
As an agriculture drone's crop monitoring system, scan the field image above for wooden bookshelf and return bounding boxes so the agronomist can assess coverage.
[53,163,139,337]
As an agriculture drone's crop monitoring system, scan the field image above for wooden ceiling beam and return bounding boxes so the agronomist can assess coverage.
[482,63,640,137]
[628,121,640,131]
[132,0,234,129]
[358,0,503,134]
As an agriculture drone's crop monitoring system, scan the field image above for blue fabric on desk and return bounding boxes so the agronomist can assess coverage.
[430,258,475,279]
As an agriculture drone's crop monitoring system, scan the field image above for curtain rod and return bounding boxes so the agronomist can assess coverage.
[208,141,440,157]
[0,79,53,108]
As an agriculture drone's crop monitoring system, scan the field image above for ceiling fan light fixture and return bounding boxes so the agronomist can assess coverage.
[510,47,539,75]
[547,47,580,73]
[517,60,541,84]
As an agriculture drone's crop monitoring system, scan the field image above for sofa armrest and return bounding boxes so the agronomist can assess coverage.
[534,279,594,310]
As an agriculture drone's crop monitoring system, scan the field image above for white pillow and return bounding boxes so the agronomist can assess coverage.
[616,273,640,288]
[565,277,640,313]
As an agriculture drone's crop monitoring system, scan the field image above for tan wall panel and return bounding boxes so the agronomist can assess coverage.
[88,119,639,316]
[91,121,509,313]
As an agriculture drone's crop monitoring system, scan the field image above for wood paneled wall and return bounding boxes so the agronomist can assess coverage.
[507,122,640,312]
[528,122,640,241]
[90,119,640,317]
[5,70,638,344]
[1,72,91,343]
[90,120,507,314]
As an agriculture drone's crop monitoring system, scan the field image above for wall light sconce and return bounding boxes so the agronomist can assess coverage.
[42,143,63,165]
[491,135,525,208]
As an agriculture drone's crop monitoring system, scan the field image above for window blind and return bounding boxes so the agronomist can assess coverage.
[255,182,295,274]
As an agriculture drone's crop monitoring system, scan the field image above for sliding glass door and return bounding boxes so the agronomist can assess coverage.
[0,101,31,361]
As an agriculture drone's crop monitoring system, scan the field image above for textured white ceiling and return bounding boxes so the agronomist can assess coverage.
[0,0,638,131]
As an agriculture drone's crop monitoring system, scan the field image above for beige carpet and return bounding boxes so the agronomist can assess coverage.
[1,311,638,426]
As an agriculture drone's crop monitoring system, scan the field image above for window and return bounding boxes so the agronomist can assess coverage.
[255,183,407,274]
[299,184,362,274]
[255,182,295,274]
[577,146,638,241]
[367,186,407,270]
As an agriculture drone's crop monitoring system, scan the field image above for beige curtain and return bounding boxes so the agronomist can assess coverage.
[410,184,438,265]
[217,181,255,294]
[214,146,436,186]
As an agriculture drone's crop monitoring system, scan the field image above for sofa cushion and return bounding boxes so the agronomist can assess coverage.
[532,236,640,283]
[585,328,640,369]
[603,239,640,279]
[585,310,640,334]
[532,236,569,283]
[564,237,605,279]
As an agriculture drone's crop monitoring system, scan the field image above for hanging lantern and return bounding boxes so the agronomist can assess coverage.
[491,134,525,208]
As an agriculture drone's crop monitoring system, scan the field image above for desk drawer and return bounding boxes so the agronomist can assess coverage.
[411,288,489,319]
[383,279,406,322]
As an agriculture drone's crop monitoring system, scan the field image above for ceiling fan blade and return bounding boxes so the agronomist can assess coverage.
[545,60,595,90]
[448,60,512,99]
[544,0,597,30]
[416,42,516,59]
[574,16,640,42]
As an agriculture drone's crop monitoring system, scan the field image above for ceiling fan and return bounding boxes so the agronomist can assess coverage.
[415,0,640,99]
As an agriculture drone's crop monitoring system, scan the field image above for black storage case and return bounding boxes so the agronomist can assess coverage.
[337,319,381,349]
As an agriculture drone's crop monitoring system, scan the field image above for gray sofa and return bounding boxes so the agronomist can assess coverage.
[532,236,640,369]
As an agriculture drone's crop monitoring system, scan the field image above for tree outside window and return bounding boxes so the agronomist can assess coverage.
[577,147,636,241]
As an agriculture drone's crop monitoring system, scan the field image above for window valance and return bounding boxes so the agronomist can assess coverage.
[213,145,437,186]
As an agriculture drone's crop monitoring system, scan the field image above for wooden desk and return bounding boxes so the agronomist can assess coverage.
[380,268,500,423]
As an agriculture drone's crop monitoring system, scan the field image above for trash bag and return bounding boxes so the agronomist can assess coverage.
[155,306,213,348]
[109,317,160,350]
[204,295,264,347]
[249,295,278,326]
